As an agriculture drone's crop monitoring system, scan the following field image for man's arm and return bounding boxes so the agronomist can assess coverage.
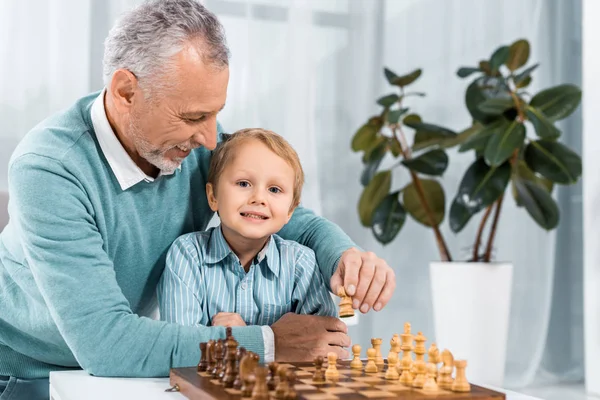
[277,206,355,288]
[10,154,264,377]
[292,249,337,317]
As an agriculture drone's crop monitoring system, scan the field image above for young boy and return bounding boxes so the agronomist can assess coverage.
[157,128,336,329]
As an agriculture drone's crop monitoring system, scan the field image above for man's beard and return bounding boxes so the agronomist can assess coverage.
[128,117,185,175]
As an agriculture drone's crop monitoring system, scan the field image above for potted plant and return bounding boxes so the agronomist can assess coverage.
[350,38,582,386]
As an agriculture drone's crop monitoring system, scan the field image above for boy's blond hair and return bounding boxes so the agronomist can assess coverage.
[207,128,304,209]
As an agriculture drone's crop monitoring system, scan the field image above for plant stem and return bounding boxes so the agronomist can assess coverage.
[472,205,494,261]
[509,86,526,122]
[483,193,505,262]
[393,125,452,262]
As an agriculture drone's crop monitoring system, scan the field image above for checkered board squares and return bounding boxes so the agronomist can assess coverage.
[169,361,506,399]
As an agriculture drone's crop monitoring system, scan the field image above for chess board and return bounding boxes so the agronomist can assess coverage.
[169,360,506,400]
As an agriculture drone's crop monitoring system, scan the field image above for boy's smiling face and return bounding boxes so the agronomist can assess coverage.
[207,138,296,243]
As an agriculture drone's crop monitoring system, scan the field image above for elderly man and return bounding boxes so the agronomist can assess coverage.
[0,1,396,399]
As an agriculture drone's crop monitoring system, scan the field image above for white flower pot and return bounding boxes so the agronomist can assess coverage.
[429,261,513,387]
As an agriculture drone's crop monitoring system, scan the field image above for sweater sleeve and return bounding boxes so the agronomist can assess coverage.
[9,154,264,377]
[277,206,357,289]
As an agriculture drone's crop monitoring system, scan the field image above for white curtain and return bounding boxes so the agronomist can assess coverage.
[0,0,583,390]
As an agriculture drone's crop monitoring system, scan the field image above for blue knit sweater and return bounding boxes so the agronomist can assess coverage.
[0,91,355,378]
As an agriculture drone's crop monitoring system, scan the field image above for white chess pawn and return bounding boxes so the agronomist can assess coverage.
[350,344,363,369]
[364,348,378,373]
[325,352,339,380]
[385,352,400,380]
[422,363,440,392]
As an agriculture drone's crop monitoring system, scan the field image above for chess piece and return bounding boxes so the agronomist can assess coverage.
[350,344,363,369]
[233,347,247,390]
[206,340,216,373]
[275,366,289,399]
[364,348,378,373]
[422,363,441,393]
[451,360,471,392]
[218,338,228,380]
[399,323,414,371]
[438,349,454,390]
[371,338,384,370]
[239,352,259,395]
[399,356,413,386]
[428,343,441,364]
[222,336,238,388]
[411,359,426,388]
[411,331,426,376]
[198,342,208,372]
[388,334,400,362]
[284,370,298,400]
[385,352,399,380]
[337,286,354,318]
[325,352,339,380]
[211,340,223,378]
[251,366,269,400]
[312,356,326,382]
[267,362,279,390]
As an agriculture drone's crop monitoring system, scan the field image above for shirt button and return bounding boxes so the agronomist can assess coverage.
[241,282,247,290]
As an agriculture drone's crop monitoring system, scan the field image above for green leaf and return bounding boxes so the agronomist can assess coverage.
[384,67,399,85]
[458,120,504,153]
[484,120,526,166]
[377,93,400,108]
[516,76,532,89]
[413,131,449,151]
[477,98,515,115]
[360,140,387,186]
[457,67,481,78]
[511,160,553,206]
[388,137,403,158]
[465,77,505,124]
[358,170,392,226]
[403,113,422,125]
[490,46,510,71]
[506,39,530,71]
[524,140,582,184]
[387,108,409,124]
[371,192,406,244]
[351,119,381,152]
[449,159,511,232]
[402,179,445,227]
[513,63,539,85]
[525,106,561,139]
[401,149,448,176]
[393,69,422,87]
[513,178,559,229]
[403,120,456,137]
[479,61,493,76]
[529,84,582,121]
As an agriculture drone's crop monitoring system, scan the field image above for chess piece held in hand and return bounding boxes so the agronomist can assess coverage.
[337,287,354,318]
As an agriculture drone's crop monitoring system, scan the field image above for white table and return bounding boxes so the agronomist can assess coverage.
[49,370,545,400]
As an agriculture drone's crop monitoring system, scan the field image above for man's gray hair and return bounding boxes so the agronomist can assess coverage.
[102,0,229,90]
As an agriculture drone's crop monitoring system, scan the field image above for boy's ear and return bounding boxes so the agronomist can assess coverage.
[286,204,297,223]
[206,183,219,212]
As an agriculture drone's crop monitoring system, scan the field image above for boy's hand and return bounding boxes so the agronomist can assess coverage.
[212,312,247,327]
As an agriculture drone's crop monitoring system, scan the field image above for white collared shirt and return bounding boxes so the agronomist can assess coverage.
[90,89,180,191]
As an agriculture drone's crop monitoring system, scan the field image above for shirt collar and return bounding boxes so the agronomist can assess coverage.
[206,226,281,278]
[90,88,180,191]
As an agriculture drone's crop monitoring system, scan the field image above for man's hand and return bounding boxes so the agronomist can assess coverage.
[271,313,351,361]
[212,312,247,327]
[330,248,395,313]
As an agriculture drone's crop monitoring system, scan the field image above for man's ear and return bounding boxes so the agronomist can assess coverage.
[206,183,219,212]
[109,68,140,113]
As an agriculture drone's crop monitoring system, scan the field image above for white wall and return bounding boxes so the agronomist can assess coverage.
[582,0,600,395]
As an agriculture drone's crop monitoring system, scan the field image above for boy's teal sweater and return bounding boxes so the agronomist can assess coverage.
[0,91,355,378]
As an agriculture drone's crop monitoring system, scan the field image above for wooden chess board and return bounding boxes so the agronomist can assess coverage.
[169,360,506,400]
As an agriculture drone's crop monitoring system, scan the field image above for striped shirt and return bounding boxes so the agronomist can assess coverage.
[157,226,337,327]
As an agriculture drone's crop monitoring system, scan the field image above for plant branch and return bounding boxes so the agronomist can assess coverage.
[472,205,494,261]
[393,125,452,262]
[483,193,505,262]
[508,84,526,123]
